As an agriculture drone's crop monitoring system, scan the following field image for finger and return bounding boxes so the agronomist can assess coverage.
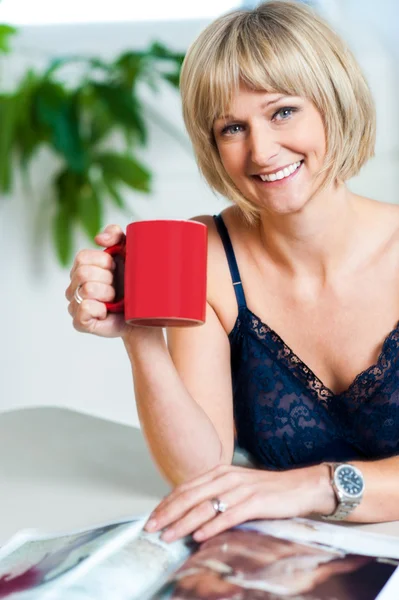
[71,282,115,305]
[69,249,116,281]
[160,486,253,543]
[150,467,227,523]
[146,470,246,532]
[193,494,260,542]
[66,265,114,301]
[154,465,247,513]
[155,465,232,511]
[94,224,125,248]
[68,296,126,337]
[195,486,309,540]
[72,299,108,334]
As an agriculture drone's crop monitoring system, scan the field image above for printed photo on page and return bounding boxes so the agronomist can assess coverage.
[153,521,399,600]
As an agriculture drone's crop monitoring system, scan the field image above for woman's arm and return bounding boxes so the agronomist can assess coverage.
[144,456,399,542]
[67,221,235,487]
[123,301,235,485]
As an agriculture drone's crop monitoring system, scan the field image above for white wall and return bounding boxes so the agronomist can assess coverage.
[1,7,398,426]
[0,19,230,427]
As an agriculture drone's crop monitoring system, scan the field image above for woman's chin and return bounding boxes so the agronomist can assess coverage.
[257,194,310,217]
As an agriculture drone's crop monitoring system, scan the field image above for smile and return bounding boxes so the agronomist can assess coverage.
[258,160,303,183]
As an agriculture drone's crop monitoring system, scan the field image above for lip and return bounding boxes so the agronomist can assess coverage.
[256,160,302,177]
[253,160,304,186]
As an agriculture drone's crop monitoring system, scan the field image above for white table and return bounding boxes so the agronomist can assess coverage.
[1,407,398,546]
[0,407,170,545]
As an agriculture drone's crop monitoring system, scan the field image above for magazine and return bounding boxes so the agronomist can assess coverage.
[1,515,399,599]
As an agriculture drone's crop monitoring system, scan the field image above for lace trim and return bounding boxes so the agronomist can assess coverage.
[231,308,399,403]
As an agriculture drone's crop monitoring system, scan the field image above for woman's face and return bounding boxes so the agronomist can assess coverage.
[213,85,327,216]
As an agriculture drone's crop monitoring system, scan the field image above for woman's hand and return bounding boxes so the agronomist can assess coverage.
[65,224,128,338]
[144,463,335,543]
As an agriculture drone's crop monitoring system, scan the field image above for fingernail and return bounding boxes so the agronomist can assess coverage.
[101,232,110,239]
[161,528,175,542]
[145,519,158,531]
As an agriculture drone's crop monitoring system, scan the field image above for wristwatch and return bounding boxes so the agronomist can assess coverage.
[322,463,365,521]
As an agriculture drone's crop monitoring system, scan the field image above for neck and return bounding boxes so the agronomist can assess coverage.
[257,183,361,284]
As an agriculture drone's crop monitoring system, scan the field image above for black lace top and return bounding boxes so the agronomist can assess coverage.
[214,214,399,469]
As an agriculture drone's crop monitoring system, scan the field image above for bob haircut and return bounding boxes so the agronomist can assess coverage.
[180,0,376,220]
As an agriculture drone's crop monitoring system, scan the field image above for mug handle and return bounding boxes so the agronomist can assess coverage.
[104,243,125,313]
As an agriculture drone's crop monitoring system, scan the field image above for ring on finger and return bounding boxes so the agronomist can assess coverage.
[74,284,84,305]
[210,497,228,515]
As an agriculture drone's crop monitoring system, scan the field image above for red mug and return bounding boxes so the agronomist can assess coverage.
[104,220,208,327]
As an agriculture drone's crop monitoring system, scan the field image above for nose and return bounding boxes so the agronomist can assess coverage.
[249,126,280,167]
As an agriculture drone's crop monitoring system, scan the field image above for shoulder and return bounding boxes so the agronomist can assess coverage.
[366,198,399,240]
[189,208,234,270]
[190,206,251,243]
[358,196,399,265]
[381,203,399,261]
[189,207,251,312]
[189,207,252,264]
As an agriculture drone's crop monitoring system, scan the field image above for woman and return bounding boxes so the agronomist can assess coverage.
[66,0,399,543]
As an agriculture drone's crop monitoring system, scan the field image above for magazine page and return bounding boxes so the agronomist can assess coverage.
[152,518,399,600]
[0,516,193,600]
[241,518,399,559]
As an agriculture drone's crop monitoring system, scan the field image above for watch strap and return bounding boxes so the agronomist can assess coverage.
[323,498,361,521]
[321,463,362,521]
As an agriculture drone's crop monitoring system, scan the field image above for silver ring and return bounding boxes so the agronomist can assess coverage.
[210,497,228,515]
[74,284,84,305]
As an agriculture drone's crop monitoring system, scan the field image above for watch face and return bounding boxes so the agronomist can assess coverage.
[336,465,364,497]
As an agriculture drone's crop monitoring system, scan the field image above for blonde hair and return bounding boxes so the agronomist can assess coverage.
[180,0,376,219]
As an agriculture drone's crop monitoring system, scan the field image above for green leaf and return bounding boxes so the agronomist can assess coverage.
[35,83,87,172]
[79,87,114,145]
[91,82,147,144]
[43,56,78,79]
[77,183,102,239]
[0,95,17,192]
[53,202,73,266]
[141,43,184,93]
[0,39,185,265]
[0,24,17,54]
[148,42,185,67]
[54,168,82,216]
[88,106,114,145]
[102,176,125,209]
[162,71,180,89]
[114,51,145,88]
[95,152,151,193]
[13,71,44,169]
[43,55,110,79]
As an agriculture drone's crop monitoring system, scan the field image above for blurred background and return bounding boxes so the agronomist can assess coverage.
[1,0,398,427]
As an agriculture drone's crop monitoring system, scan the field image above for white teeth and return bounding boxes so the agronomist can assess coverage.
[259,161,302,182]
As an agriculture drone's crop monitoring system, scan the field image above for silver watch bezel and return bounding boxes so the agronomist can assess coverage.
[333,463,365,501]
[321,462,365,521]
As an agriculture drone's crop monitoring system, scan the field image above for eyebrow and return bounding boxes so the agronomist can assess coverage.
[214,95,294,123]
[261,94,287,109]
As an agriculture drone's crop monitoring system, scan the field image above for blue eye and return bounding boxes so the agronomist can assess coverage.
[273,106,297,121]
[220,123,245,136]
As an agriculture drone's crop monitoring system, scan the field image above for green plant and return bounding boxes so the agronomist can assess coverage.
[0,23,16,53]
[0,36,185,265]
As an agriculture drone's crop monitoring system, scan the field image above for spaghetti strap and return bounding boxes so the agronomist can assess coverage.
[213,214,247,309]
